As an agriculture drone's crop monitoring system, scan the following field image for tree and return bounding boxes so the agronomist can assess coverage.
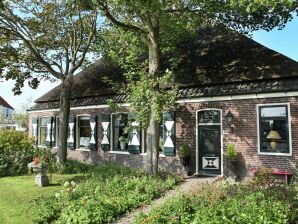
[93,0,297,175]
[0,0,99,162]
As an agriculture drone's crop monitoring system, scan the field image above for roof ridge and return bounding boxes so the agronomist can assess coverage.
[0,96,14,110]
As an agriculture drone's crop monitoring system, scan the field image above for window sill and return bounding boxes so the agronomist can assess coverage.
[37,145,47,149]
[258,152,292,156]
[109,151,130,155]
[140,153,166,157]
[75,148,91,152]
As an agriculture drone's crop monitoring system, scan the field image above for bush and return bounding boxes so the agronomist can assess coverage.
[0,129,59,177]
[135,183,296,224]
[33,164,180,224]
[0,129,37,177]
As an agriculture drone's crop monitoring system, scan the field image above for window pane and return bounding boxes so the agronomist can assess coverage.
[198,110,220,124]
[112,113,128,151]
[39,127,47,146]
[79,116,91,148]
[259,106,289,154]
[40,118,47,126]
[261,106,287,117]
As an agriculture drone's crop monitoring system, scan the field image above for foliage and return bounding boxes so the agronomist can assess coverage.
[0,129,59,177]
[33,164,179,224]
[0,0,99,93]
[0,129,36,177]
[251,167,275,187]
[135,183,297,224]
[94,0,297,128]
[226,143,238,160]
[12,111,29,131]
[179,144,190,157]
[56,159,96,174]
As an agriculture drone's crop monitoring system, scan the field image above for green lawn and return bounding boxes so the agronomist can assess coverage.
[0,174,85,224]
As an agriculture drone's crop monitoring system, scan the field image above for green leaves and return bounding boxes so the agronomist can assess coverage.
[135,184,296,224]
[34,163,179,224]
[0,0,100,94]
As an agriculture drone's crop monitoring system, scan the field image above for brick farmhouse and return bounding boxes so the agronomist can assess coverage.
[28,26,298,178]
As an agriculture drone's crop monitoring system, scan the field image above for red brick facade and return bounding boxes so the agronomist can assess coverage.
[176,96,297,176]
[29,96,298,177]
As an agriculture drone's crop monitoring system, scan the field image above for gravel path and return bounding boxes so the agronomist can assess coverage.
[113,176,215,224]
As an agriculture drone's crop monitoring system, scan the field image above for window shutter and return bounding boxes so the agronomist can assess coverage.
[67,115,76,150]
[127,113,141,154]
[100,114,110,151]
[32,117,38,145]
[89,115,97,151]
[51,117,56,147]
[163,112,175,156]
[45,117,53,148]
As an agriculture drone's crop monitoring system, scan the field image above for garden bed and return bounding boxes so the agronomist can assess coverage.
[134,181,298,224]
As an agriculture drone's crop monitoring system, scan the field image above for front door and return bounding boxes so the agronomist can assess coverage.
[197,110,222,175]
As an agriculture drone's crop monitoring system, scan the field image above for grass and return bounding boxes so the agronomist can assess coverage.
[0,174,85,224]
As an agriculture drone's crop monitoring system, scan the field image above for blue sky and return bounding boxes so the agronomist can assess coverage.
[0,16,297,111]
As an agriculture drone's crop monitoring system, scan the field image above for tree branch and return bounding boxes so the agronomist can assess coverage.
[97,1,146,34]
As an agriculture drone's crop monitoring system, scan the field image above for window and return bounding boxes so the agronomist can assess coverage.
[112,113,128,151]
[198,110,221,124]
[258,104,291,155]
[38,117,47,146]
[78,116,91,149]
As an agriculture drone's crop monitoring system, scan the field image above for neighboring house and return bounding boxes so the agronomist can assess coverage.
[0,96,14,119]
[0,96,16,129]
[28,26,298,177]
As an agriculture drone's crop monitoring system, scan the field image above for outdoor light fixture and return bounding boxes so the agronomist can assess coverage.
[267,130,281,150]
[226,110,234,127]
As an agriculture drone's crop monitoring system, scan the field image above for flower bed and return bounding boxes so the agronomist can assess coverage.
[134,182,297,224]
[34,164,180,224]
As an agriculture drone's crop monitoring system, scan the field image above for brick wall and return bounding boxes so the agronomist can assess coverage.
[28,96,298,177]
[28,108,185,175]
[176,96,298,176]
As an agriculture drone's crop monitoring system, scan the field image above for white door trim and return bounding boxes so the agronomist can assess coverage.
[196,108,223,175]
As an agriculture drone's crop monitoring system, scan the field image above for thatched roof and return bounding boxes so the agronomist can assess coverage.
[31,25,298,110]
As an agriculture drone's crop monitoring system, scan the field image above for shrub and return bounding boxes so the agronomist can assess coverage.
[0,129,37,177]
[0,129,59,177]
[251,167,275,187]
[33,164,179,224]
[135,183,296,224]
[226,143,237,160]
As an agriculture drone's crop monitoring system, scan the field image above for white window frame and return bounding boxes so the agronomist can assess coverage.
[110,112,129,153]
[257,103,292,156]
[109,112,146,154]
[76,114,91,151]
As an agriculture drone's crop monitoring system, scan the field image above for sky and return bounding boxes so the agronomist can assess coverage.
[0,16,297,111]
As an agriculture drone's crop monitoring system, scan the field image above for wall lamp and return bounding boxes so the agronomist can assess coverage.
[226,110,234,132]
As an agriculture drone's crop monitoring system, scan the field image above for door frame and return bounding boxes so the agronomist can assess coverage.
[196,109,223,175]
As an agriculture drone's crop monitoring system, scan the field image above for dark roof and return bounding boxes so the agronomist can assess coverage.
[30,76,298,111]
[31,25,298,111]
[0,96,14,110]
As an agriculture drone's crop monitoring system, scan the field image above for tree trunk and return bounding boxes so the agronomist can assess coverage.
[146,33,160,175]
[57,74,73,163]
